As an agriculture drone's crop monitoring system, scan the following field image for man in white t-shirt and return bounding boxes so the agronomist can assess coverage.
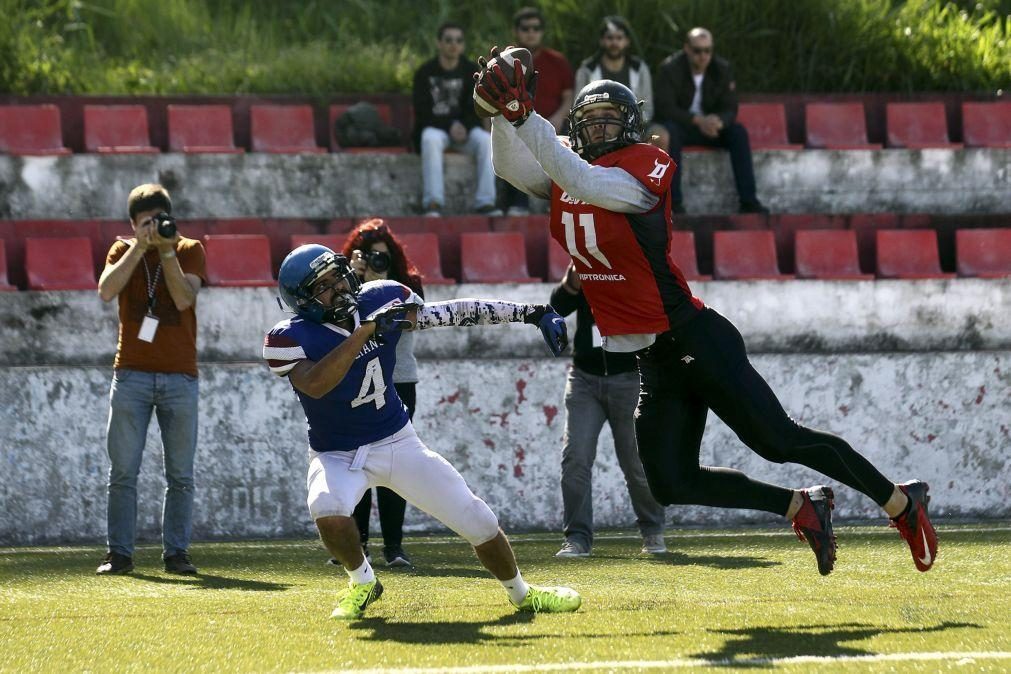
[654,27,768,214]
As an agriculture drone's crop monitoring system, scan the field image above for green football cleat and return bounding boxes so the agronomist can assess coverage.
[513,585,582,613]
[330,578,383,620]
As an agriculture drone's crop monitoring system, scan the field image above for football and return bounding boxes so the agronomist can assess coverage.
[473,46,534,118]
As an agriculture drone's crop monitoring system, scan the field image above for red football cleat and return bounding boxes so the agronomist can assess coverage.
[890,480,938,572]
[792,486,836,576]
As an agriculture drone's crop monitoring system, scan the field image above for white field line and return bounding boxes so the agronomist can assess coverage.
[326,651,1011,674]
[4,525,1009,554]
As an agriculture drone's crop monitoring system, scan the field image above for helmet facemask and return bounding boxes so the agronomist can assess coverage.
[280,247,362,324]
[567,81,644,162]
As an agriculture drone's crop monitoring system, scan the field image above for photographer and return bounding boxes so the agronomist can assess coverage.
[95,183,206,575]
[336,218,425,568]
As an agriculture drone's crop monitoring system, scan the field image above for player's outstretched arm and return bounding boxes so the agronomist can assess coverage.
[288,323,378,399]
[415,299,568,356]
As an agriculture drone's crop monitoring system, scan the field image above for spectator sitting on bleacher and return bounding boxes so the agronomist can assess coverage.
[498,6,575,216]
[413,21,500,218]
[654,27,768,214]
[574,16,666,150]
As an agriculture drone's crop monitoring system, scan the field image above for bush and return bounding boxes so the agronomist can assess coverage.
[1,0,1007,94]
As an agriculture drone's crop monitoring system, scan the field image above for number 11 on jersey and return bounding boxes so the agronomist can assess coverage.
[561,211,612,270]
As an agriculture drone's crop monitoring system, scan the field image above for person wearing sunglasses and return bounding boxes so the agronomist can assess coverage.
[654,27,769,214]
[412,21,500,218]
[497,7,576,217]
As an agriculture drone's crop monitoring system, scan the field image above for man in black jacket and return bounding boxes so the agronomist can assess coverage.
[412,22,499,217]
[549,264,667,558]
[654,27,767,214]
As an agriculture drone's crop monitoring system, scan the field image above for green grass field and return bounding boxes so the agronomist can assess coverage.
[2,524,1009,673]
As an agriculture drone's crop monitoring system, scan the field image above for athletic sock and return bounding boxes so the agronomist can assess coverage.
[500,570,530,605]
[883,486,910,519]
[784,490,805,520]
[347,558,376,585]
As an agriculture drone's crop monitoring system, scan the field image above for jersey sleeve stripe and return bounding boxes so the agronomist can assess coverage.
[262,345,306,360]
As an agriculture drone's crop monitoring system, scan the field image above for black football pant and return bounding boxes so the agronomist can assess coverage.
[634,308,895,516]
[663,121,758,204]
[353,382,416,546]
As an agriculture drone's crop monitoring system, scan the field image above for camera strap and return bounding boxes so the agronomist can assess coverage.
[140,256,163,315]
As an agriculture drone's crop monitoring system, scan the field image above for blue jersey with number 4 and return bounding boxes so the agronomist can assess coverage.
[263,280,422,452]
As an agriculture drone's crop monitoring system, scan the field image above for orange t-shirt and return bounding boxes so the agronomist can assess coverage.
[107,237,207,377]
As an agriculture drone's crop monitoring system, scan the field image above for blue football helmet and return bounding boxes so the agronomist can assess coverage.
[278,244,361,323]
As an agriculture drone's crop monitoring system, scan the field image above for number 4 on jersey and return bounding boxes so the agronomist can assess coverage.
[561,211,611,270]
[351,358,386,410]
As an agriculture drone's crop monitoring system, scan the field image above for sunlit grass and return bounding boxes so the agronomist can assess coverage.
[1,524,1009,672]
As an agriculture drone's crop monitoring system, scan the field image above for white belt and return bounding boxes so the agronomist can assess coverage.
[349,444,371,471]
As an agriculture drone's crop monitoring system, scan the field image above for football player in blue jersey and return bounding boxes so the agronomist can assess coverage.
[263,244,579,620]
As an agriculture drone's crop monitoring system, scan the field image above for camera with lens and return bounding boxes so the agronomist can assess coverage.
[364,250,391,273]
[153,212,177,239]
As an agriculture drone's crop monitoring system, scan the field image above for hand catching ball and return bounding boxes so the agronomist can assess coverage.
[473,46,535,119]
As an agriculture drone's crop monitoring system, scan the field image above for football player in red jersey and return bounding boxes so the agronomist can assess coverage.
[477,55,937,576]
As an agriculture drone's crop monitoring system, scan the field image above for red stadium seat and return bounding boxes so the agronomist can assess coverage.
[713,230,793,280]
[370,215,491,280]
[961,102,1011,148]
[328,103,406,153]
[669,231,711,281]
[875,229,955,279]
[167,105,243,154]
[736,103,802,150]
[250,105,324,153]
[491,215,550,280]
[547,239,571,282]
[25,237,96,290]
[83,105,159,153]
[955,228,1011,278]
[0,104,71,155]
[805,103,882,150]
[203,235,275,287]
[398,233,454,284]
[847,213,899,274]
[460,232,539,283]
[289,234,346,252]
[795,230,873,280]
[886,102,961,149]
[0,241,16,291]
[770,214,846,273]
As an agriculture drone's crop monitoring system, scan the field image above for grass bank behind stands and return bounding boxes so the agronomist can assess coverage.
[1,0,1009,96]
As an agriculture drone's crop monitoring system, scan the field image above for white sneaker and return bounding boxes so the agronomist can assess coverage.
[505,206,530,217]
[555,540,591,558]
[641,534,667,554]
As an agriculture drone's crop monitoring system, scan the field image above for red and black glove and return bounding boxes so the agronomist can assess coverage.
[474,57,538,127]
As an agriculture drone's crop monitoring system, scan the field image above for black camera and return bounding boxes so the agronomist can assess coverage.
[153,212,177,239]
[365,250,391,273]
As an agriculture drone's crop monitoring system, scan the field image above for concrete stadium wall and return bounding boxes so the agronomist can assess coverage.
[1,148,1008,220]
[2,279,1010,367]
[0,279,1009,545]
[1,352,1008,546]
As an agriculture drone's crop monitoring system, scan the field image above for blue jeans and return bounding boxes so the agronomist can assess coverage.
[420,126,496,209]
[560,367,666,549]
[662,120,758,204]
[106,369,199,557]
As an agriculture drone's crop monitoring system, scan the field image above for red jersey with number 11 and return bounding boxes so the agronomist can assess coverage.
[548,142,704,337]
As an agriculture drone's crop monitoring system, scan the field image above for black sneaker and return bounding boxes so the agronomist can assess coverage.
[383,544,412,568]
[96,552,134,575]
[739,199,770,214]
[164,551,198,575]
[791,486,837,576]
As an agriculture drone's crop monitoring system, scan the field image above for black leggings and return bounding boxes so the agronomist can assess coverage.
[353,382,416,545]
[635,308,894,516]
